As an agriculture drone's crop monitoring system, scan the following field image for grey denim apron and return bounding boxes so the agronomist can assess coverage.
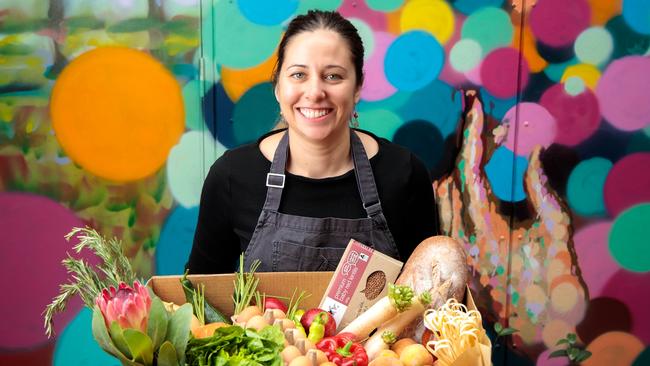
[243,131,400,272]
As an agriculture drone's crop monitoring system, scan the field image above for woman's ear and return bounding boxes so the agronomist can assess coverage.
[354,87,361,104]
[274,87,279,102]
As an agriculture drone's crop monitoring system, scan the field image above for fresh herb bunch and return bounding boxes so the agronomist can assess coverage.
[43,226,137,337]
[232,254,261,315]
[549,333,592,364]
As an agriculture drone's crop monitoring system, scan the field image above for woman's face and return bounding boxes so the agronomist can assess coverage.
[275,29,361,143]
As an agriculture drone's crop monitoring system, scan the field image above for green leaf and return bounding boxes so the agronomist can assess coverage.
[494,322,503,333]
[548,349,568,359]
[567,347,580,361]
[167,303,192,364]
[156,341,179,366]
[147,295,169,349]
[556,338,570,346]
[575,350,592,362]
[498,327,519,336]
[567,333,577,344]
[65,16,105,31]
[108,18,162,33]
[110,321,134,359]
[91,306,135,363]
[123,329,154,366]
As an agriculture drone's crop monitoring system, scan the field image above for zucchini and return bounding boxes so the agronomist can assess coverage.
[180,271,231,324]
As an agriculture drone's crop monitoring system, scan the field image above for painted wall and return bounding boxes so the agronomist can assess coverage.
[1,0,649,365]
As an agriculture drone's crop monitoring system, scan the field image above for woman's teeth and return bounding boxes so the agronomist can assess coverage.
[300,108,331,118]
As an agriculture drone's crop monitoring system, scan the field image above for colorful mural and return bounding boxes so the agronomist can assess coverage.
[1,0,649,365]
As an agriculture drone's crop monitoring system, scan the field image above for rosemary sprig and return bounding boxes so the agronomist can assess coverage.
[43,227,138,337]
[193,284,206,325]
[232,254,261,315]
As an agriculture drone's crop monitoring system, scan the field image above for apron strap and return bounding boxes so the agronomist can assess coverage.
[263,130,385,218]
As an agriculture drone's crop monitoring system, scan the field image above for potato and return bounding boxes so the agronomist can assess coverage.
[399,344,433,366]
[391,338,417,357]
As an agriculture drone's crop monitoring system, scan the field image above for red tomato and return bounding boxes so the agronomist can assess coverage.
[264,296,288,313]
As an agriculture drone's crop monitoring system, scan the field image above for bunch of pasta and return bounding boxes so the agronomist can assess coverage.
[422,298,491,366]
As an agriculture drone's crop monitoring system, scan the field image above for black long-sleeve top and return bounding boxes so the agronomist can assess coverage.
[186,129,440,274]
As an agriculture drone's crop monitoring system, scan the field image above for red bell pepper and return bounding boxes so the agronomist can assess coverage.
[316,333,368,366]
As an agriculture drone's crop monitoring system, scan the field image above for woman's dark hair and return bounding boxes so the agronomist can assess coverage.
[271,10,364,89]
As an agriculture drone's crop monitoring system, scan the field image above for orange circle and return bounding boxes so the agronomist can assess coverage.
[50,47,184,182]
[220,53,276,102]
[584,332,644,366]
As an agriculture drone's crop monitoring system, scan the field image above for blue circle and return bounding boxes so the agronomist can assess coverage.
[203,82,237,148]
[238,0,299,26]
[155,205,199,275]
[479,87,518,120]
[623,0,650,35]
[54,308,120,366]
[453,0,504,15]
[393,120,445,170]
[396,80,462,138]
[485,146,529,202]
[384,31,444,91]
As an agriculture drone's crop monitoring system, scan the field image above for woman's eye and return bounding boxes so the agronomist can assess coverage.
[290,72,305,79]
[325,74,342,81]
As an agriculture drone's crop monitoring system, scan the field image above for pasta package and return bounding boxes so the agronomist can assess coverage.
[423,287,492,366]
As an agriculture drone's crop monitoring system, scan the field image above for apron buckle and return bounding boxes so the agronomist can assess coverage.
[363,201,382,216]
[266,173,285,188]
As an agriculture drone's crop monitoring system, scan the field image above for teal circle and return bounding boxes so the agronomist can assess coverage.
[574,27,613,66]
[238,0,298,26]
[155,206,199,275]
[350,18,375,60]
[183,79,203,130]
[609,203,650,272]
[449,39,482,72]
[543,57,579,82]
[623,0,650,35]
[296,0,343,14]
[453,0,504,15]
[357,90,412,112]
[461,6,513,56]
[564,76,586,96]
[385,31,444,91]
[357,109,403,139]
[214,0,283,68]
[396,80,462,138]
[366,0,404,12]
[232,82,279,145]
[54,308,120,366]
[485,146,528,202]
[567,157,612,217]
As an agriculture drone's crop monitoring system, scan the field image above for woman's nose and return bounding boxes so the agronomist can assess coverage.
[305,80,326,100]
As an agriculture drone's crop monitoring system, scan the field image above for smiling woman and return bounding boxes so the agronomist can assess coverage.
[186,10,440,274]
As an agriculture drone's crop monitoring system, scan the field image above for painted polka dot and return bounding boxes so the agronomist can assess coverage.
[183,79,203,130]
[232,82,279,145]
[575,27,614,66]
[587,0,622,26]
[461,6,513,55]
[485,146,528,202]
[603,153,650,217]
[396,80,462,138]
[576,297,632,345]
[393,120,445,170]
[561,63,601,91]
[238,0,298,26]
[357,89,412,112]
[357,109,403,140]
[584,331,645,365]
[515,25,548,73]
[400,0,455,45]
[452,0,504,15]
[449,39,482,72]
[564,76,586,96]
[349,18,375,60]
[543,58,579,82]
[53,308,119,366]
[168,131,226,208]
[479,87,517,120]
[366,0,404,12]
[214,0,283,68]
[567,158,612,217]
[602,272,650,344]
[155,205,199,275]
[339,0,387,31]
[609,203,650,272]
[481,47,529,99]
[596,56,650,132]
[540,83,600,146]
[606,16,650,59]
[502,102,556,156]
[0,193,86,348]
[529,0,590,47]
[622,0,650,35]
[361,32,397,101]
[385,31,444,91]
[541,319,573,349]
[220,53,276,102]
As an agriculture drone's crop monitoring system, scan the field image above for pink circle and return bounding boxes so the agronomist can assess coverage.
[573,221,620,297]
[480,47,529,99]
[540,83,601,146]
[0,192,87,348]
[464,60,482,85]
[603,153,650,217]
[602,270,650,344]
[339,0,387,31]
[503,103,557,156]
[536,349,570,366]
[361,32,397,101]
[439,14,468,87]
[595,56,650,131]
[529,0,590,47]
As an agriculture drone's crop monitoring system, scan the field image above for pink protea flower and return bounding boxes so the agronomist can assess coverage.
[96,281,152,332]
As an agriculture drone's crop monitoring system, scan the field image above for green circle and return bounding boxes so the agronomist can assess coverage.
[366,0,404,12]
[357,90,412,112]
[357,109,404,140]
[349,18,375,60]
[574,26,613,66]
[609,203,650,272]
[296,0,343,14]
[232,82,279,145]
[449,39,482,72]
[567,157,612,217]
[182,79,203,130]
[461,6,513,56]
[214,0,283,68]
[564,76,586,96]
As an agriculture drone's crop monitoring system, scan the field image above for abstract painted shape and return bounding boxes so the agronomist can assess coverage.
[608,203,650,272]
[567,158,612,217]
[603,153,650,217]
[155,205,199,275]
[502,102,557,156]
[361,32,397,101]
[385,31,444,91]
[480,47,529,99]
[540,83,600,146]
[400,0,455,45]
[53,308,119,366]
[529,0,590,47]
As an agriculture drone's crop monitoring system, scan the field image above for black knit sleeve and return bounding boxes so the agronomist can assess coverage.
[185,152,241,274]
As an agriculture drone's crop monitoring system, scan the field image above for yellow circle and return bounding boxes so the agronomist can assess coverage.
[550,281,578,313]
[542,319,573,349]
[221,53,276,102]
[561,64,601,90]
[400,0,455,44]
[584,332,644,366]
[50,46,184,182]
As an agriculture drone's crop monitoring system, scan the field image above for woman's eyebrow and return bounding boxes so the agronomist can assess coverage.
[286,64,307,70]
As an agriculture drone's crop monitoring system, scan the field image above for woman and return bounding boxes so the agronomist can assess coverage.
[186,10,439,273]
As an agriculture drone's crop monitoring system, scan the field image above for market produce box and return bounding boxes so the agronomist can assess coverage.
[148,271,335,315]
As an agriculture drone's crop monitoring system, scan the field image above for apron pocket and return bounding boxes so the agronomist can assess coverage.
[272,241,346,272]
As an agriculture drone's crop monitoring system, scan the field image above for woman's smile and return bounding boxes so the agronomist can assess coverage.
[297,107,334,120]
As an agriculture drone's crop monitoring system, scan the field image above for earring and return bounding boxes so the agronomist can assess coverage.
[350,111,359,129]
